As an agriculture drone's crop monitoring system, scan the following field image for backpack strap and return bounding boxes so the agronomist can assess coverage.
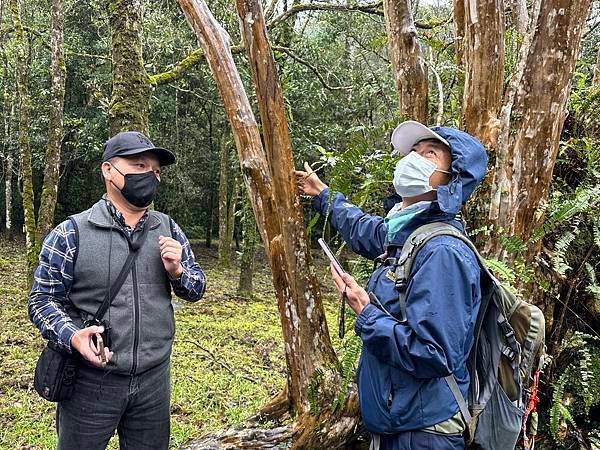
[445,374,472,423]
[393,222,487,424]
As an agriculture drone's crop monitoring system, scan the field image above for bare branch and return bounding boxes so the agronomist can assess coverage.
[179,340,259,384]
[273,45,352,91]
[267,1,384,30]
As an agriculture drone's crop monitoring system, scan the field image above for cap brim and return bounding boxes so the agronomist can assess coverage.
[391,120,450,156]
[110,147,177,166]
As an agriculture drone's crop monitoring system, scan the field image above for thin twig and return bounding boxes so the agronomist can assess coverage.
[273,45,352,91]
[179,339,259,384]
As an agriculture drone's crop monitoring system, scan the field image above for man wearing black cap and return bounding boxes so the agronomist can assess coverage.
[28,131,206,449]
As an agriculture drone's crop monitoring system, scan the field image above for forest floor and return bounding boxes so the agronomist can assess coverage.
[0,234,345,449]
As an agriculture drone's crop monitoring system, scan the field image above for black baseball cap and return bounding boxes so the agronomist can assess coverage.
[102,131,176,166]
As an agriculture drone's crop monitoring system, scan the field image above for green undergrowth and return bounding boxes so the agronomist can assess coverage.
[0,236,342,449]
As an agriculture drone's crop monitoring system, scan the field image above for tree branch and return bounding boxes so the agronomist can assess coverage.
[149,45,243,86]
[267,1,384,30]
[273,45,351,91]
[179,339,259,384]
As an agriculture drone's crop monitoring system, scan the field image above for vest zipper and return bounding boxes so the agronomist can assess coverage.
[131,261,140,375]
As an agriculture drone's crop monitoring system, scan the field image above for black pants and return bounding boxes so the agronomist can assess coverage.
[56,358,171,450]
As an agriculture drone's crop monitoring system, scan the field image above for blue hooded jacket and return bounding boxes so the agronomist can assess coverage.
[313,127,488,434]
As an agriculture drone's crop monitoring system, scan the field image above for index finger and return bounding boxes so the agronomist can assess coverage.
[330,264,346,292]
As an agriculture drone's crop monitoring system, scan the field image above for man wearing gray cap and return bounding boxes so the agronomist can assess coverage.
[296,121,488,449]
[29,131,206,449]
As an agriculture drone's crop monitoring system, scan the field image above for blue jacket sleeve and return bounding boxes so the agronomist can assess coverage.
[354,238,481,378]
[312,188,387,260]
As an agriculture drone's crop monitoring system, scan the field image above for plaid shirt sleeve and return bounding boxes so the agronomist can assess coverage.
[28,220,80,353]
[169,218,206,301]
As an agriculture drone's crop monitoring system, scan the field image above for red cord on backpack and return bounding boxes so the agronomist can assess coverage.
[522,369,541,450]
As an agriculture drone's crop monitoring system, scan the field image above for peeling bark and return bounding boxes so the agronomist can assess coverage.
[512,0,530,38]
[486,0,592,264]
[452,0,465,68]
[383,0,428,122]
[177,0,359,447]
[462,0,504,149]
[108,0,150,135]
[234,0,337,415]
[37,0,65,242]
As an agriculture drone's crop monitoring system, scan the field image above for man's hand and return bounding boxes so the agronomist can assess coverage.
[159,235,183,279]
[294,162,328,197]
[71,326,113,368]
[330,264,370,315]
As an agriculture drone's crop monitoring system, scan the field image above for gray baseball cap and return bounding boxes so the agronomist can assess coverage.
[390,120,450,156]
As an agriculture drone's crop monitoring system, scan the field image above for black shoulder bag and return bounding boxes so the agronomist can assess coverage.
[34,223,149,402]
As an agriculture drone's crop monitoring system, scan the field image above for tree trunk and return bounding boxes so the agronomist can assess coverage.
[108,0,150,135]
[486,0,592,264]
[10,0,36,280]
[4,154,12,232]
[512,0,530,38]
[205,191,214,248]
[594,45,600,86]
[462,0,504,149]
[1,47,13,233]
[218,136,230,266]
[177,0,359,447]
[37,0,66,242]
[237,192,258,296]
[383,0,428,122]
[235,0,339,416]
[452,0,465,68]
[226,167,239,255]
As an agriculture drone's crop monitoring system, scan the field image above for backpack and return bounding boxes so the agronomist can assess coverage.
[392,222,546,450]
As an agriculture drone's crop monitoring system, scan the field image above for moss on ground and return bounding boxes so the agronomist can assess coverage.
[0,235,341,449]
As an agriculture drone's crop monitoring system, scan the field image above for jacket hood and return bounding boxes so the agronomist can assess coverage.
[430,127,488,214]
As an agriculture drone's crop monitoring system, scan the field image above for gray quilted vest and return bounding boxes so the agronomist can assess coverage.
[68,198,174,375]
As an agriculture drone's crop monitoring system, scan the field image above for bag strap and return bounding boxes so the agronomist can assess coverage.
[445,374,472,423]
[92,222,150,322]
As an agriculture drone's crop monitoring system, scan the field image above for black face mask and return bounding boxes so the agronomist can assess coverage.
[110,164,160,208]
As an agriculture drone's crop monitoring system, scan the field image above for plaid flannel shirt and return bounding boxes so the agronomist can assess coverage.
[28,202,206,353]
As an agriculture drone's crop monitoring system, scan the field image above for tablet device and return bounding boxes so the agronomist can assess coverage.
[318,238,345,276]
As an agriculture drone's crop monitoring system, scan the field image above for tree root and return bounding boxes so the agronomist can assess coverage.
[181,383,367,449]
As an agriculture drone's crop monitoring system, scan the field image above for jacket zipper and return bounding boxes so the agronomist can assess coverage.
[131,261,140,375]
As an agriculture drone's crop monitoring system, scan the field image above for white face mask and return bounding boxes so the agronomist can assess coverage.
[393,151,450,198]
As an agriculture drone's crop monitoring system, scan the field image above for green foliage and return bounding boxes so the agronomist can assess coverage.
[550,332,600,444]
[332,334,362,411]
[308,367,325,414]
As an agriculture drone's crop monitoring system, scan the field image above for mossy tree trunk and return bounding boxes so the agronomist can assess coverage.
[383,0,428,122]
[178,0,360,447]
[10,0,68,283]
[10,0,36,281]
[1,48,13,234]
[108,0,150,135]
[37,0,66,242]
